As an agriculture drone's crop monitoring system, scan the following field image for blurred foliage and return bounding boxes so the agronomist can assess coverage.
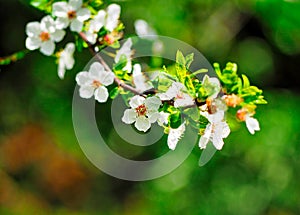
[1,0,300,214]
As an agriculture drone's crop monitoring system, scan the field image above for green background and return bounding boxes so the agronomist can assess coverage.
[0,0,300,214]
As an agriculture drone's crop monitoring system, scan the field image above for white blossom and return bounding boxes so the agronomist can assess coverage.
[158,82,194,108]
[246,115,260,135]
[58,43,75,79]
[85,4,121,44]
[134,19,164,54]
[132,64,153,93]
[134,19,157,39]
[199,111,230,150]
[25,16,65,56]
[52,0,91,32]
[122,95,161,132]
[167,123,186,150]
[114,38,133,72]
[76,62,115,103]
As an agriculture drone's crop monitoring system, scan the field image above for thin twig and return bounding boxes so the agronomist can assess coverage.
[78,32,199,107]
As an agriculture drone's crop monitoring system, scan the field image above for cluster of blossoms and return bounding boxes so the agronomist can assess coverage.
[25,0,123,79]
[23,0,267,157]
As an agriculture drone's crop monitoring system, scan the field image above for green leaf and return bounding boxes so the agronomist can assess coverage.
[185,76,195,95]
[169,111,182,129]
[241,74,250,88]
[113,54,127,71]
[185,53,194,69]
[191,68,208,77]
[30,0,58,13]
[109,87,120,99]
[176,50,185,66]
[109,40,120,49]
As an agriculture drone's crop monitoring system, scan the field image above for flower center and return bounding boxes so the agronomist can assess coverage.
[39,32,50,42]
[224,94,243,108]
[136,104,147,116]
[175,92,184,99]
[104,34,115,45]
[92,80,102,88]
[236,109,247,121]
[68,10,77,19]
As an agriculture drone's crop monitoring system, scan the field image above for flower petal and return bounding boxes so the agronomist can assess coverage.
[40,15,56,33]
[70,19,83,32]
[40,40,55,56]
[76,71,91,86]
[145,96,161,110]
[90,10,106,32]
[98,71,115,86]
[58,60,66,79]
[55,17,69,29]
[69,0,82,11]
[133,64,153,92]
[135,116,151,132]
[122,109,137,124]
[115,38,132,63]
[25,37,41,50]
[134,19,157,38]
[164,82,183,99]
[105,4,121,31]
[147,111,160,123]
[52,2,68,17]
[157,112,170,126]
[85,31,97,45]
[174,94,194,108]
[51,29,65,42]
[212,134,224,150]
[76,8,91,22]
[222,122,230,138]
[26,22,41,37]
[63,43,75,70]
[94,86,109,103]
[129,95,145,109]
[199,124,212,149]
[79,85,94,98]
[246,116,260,135]
[89,62,105,79]
[168,123,185,150]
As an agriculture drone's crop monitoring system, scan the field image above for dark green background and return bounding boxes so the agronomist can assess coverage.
[0,0,300,214]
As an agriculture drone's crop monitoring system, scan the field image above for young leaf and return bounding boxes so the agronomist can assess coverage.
[176,50,185,66]
[242,74,250,88]
[185,53,194,69]
[109,87,120,99]
[169,111,182,129]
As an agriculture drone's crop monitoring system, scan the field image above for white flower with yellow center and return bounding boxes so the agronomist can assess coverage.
[158,82,195,108]
[76,62,115,103]
[52,0,91,32]
[199,110,230,150]
[85,4,121,44]
[58,42,75,79]
[25,16,65,56]
[122,95,162,132]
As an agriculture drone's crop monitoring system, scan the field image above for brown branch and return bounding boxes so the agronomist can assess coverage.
[78,32,199,109]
